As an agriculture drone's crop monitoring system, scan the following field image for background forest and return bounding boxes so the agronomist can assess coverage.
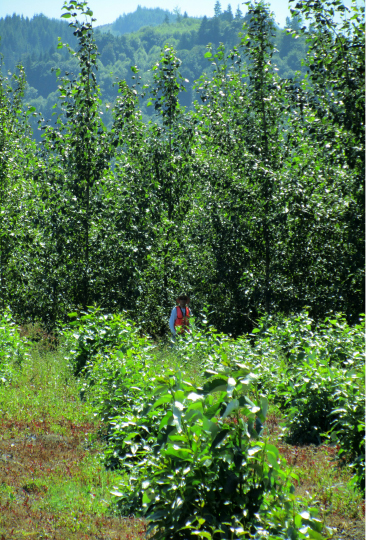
[0,0,364,336]
[0,3,308,135]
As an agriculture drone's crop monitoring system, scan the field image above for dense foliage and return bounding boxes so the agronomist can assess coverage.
[0,311,29,384]
[0,0,364,337]
[0,3,363,534]
[64,307,364,537]
[1,2,364,335]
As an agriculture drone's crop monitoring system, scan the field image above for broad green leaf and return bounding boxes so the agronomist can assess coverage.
[211,429,230,449]
[187,392,204,402]
[151,394,172,409]
[307,530,325,540]
[248,445,262,456]
[173,403,183,431]
[221,399,239,419]
[202,378,228,394]
[260,397,268,418]
[165,446,193,460]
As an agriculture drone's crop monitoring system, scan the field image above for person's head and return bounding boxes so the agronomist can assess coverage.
[177,294,190,308]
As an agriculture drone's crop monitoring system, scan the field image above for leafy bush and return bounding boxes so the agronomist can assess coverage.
[111,362,329,539]
[251,312,364,369]
[247,313,365,445]
[277,355,342,445]
[262,345,365,488]
[77,309,363,530]
[0,310,29,384]
[317,314,365,368]
[330,364,365,491]
[85,349,159,470]
[167,318,244,375]
[63,307,153,376]
[62,307,158,468]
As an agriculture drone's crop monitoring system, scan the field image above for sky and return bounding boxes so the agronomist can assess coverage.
[0,0,294,27]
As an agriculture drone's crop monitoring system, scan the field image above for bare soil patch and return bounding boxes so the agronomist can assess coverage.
[0,417,147,539]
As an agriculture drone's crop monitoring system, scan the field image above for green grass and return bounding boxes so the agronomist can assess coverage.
[0,335,147,539]
[0,342,87,427]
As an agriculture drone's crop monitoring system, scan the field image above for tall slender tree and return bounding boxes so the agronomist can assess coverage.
[0,63,37,314]
[41,0,113,312]
[240,0,285,313]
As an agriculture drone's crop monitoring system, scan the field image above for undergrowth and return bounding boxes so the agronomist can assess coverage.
[0,328,148,539]
[64,308,364,539]
[0,309,364,539]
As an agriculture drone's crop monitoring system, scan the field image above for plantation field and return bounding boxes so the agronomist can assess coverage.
[0,311,364,539]
[0,0,364,537]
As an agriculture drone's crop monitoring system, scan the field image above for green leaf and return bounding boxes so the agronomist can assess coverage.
[260,396,268,418]
[192,532,212,539]
[61,13,72,18]
[227,377,236,396]
[211,429,229,449]
[187,392,204,402]
[159,411,173,429]
[307,530,325,540]
[165,446,193,460]
[151,394,172,409]
[173,403,183,430]
[266,450,278,468]
[202,378,227,394]
[248,445,262,456]
[111,490,124,497]
[221,399,239,419]
[142,490,154,505]
[266,444,279,458]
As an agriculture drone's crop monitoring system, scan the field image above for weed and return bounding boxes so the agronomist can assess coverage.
[0,336,148,539]
[276,443,364,522]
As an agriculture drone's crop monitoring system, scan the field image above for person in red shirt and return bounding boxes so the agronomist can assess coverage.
[169,295,191,338]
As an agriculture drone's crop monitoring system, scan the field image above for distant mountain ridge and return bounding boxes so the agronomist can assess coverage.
[0,6,197,68]
[0,5,307,139]
[96,5,196,35]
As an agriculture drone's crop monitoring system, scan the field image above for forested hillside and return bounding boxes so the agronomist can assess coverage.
[0,5,307,130]
[97,5,182,35]
[0,0,364,336]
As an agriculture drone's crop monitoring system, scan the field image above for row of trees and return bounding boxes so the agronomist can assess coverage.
[1,0,364,335]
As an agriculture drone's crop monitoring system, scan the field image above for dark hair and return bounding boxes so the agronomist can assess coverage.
[176,295,190,302]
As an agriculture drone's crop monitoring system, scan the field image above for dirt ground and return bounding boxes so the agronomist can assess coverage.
[0,421,147,540]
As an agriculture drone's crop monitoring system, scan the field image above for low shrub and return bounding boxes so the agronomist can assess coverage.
[247,314,365,446]
[273,354,338,445]
[250,312,364,369]
[0,310,29,384]
[85,349,160,470]
[71,308,364,528]
[330,364,365,491]
[111,361,330,539]
[63,306,153,375]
